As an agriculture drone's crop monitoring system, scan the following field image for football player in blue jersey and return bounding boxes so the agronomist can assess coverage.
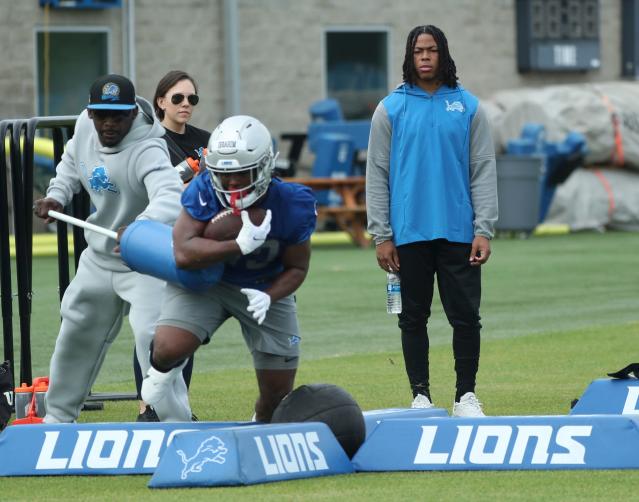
[141,115,317,422]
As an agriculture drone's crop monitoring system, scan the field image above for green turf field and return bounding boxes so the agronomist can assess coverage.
[2,231,639,500]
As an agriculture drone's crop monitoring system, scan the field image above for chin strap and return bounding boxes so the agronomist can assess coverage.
[230,192,240,215]
[229,189,254,215]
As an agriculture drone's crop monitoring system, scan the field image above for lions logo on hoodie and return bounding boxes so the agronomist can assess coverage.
[88,165,119,194]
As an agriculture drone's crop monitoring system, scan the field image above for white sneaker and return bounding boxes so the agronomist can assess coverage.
[141,366,191,422]
[141,366,177,405]
[453,392,485,417]
[411,394,434,409]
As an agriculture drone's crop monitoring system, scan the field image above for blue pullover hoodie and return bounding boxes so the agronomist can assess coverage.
[382,83,478,244]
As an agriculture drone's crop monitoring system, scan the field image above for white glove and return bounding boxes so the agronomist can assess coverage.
[235,209,272,255]
[240,288,271,325]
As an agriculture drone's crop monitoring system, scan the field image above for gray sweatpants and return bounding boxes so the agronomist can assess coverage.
[44,249,190,423]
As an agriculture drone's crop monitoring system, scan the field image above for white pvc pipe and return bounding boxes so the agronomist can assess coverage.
[48,210,118,240]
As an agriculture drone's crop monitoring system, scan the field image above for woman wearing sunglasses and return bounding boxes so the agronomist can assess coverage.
[131,70,210,422]
[153,70,211,183]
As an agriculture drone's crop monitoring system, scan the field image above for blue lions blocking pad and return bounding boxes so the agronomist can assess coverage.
[363,407,448,437]
[120,220,223,291]
[149,422,353,488]
[570,378,639,416]
[352,415,639,471]
[0,421,248,476]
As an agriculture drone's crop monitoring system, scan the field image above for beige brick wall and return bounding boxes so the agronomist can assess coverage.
[0,0,627,150]
[236,0,623,139]
[132,0,225,133]
[0,1,121,120]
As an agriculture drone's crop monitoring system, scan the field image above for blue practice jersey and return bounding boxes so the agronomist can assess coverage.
[182,174,317,289]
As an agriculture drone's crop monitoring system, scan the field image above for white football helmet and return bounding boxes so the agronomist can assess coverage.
[205,115,275,209]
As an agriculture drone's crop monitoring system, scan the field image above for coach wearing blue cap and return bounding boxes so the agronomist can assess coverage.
[33,74,190,423]
[86,74,139,146]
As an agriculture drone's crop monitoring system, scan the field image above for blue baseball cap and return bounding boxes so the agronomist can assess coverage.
[87,74,137,110]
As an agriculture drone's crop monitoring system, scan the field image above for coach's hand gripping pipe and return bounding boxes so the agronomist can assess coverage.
[47,210,222,291]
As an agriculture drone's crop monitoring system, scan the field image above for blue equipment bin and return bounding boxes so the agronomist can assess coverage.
[310,133,355,206]
[309,98,344,122]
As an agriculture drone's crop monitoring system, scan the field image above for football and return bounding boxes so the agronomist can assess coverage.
[203,207,267,241]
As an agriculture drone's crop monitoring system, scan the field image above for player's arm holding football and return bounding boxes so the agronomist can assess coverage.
[172,207,272,268]
[172,208,241,268]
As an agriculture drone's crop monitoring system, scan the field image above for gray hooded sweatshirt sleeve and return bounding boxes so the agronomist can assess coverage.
[469,104,498,239]
[366,102,393,245]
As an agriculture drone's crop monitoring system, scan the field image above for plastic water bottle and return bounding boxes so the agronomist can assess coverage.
[386,272,402,314]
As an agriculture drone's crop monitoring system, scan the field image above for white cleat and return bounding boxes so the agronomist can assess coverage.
[141,366,178,405]
[141,366,191,422]
[411,394,434,409]
[453,392,485,417]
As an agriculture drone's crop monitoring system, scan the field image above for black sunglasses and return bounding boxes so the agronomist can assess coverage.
[170,93,199,106]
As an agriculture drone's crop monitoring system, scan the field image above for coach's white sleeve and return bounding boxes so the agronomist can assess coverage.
[135,144,184,225]
[45,135,82,207]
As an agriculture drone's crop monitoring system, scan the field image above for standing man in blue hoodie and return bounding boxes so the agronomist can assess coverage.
[34,74,189,423]
[366,25,498,417]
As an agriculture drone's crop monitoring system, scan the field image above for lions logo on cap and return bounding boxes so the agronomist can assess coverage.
[101,83,120,102]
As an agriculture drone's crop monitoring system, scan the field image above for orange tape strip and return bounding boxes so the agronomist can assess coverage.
[592,169,616,219]
[600,94,625,166]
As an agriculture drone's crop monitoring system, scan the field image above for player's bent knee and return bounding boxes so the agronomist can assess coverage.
[152,326,199,369]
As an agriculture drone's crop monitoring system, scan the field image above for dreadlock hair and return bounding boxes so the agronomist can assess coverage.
[153,70,199,121]
[401,25,458,89]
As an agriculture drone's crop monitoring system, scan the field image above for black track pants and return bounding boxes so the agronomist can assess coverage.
[396,239,482,400]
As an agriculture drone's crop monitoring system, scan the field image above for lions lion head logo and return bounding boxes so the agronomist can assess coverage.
[101,83,120,102]
[176,435,228,479]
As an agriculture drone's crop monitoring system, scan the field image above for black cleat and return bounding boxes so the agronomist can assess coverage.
[136,405,160,422]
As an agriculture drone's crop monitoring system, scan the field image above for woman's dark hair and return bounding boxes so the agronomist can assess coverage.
[153,70,198,120]
[401,25,458,89]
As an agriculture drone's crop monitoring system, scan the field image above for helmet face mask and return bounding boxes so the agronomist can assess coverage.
[205,115,275,210]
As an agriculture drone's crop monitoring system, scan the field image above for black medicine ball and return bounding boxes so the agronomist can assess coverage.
[271,383,365,459]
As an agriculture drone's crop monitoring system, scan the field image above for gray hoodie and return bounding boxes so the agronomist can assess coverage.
[46,96,183,271]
